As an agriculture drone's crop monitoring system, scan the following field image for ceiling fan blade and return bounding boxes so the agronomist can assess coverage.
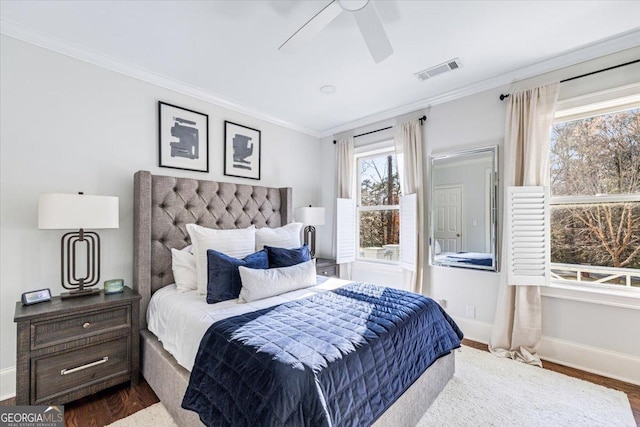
[279,1,343,54]
[353,2,393,63]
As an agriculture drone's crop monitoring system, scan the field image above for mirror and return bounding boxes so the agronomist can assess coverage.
[430,146,498,271]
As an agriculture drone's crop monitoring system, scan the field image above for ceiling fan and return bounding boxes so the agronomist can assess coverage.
[278,0,393,63]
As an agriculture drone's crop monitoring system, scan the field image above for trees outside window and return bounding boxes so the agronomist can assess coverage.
[357,149,401,262]
[549,107,639,288]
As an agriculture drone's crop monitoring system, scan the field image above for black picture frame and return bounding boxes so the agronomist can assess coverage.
[224,121,261,180]
[158,101,209,172]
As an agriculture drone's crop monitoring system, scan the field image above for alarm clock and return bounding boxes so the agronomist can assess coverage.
[104,279,124,294]
[21,288,52,306]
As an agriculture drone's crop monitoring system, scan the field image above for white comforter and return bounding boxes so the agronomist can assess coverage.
[147,276,350,371]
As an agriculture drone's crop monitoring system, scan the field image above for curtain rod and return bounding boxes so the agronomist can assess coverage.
[333,115,426,144]
[499,59,640,101]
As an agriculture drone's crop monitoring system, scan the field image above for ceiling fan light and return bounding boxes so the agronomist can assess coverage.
[338,0,369,12]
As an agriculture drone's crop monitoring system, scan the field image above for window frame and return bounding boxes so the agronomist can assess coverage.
[354,144,401,265]
[548,97,640,294]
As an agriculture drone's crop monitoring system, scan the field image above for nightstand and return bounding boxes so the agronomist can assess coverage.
[13,287,141,405]
[315,258,339,278]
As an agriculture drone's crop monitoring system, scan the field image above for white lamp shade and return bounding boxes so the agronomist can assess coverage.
[38,193,119,230]
[296,206,325,226]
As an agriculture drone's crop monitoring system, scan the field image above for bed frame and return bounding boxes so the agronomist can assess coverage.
[133,170,454,426]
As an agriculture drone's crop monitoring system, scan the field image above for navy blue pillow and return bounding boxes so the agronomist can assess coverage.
[206,249,268,304]
[265,244,311,268]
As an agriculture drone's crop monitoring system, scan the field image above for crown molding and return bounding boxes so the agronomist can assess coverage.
[320,28,640,138]
[0,18,323,138]
[2,17,638,140]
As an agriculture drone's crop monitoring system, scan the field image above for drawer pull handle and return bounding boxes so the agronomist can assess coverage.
[82,322,91,329]
[60,356,109,376]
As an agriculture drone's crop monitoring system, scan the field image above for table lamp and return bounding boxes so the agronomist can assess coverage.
[38,192,119,298]
[295,206,325,258]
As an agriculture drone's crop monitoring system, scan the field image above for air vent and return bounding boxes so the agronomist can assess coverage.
[414,58,462,81]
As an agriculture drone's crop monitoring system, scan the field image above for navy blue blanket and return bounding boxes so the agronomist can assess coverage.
[182,282,463,426]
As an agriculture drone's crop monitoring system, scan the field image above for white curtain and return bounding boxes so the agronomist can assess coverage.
[394,120,424,294]
[335,138,355,279]
[489,83,560,366]
[336,138,355,199]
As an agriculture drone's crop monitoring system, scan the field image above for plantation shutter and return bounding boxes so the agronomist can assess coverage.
[336,198,356,264]
[506,186,550,286]
[400,193,417,272]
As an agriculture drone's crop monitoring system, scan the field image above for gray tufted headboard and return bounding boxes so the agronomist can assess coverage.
[133,170,292,329]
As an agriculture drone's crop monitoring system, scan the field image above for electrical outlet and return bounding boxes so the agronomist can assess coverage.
[465,305,476,319]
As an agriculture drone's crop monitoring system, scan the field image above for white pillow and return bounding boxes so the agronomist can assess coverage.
[238,259,317,302]
[435,240,442,255]
[186,223,257,294]
[171,245,197,292]
[255,222,303,251]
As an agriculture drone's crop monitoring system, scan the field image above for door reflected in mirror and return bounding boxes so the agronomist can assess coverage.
[430,146,498,271]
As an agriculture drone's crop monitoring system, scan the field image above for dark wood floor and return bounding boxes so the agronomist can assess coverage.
[0,381,159,427]
[1,339,638,426]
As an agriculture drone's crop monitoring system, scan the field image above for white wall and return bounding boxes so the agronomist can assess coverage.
[0,35,322,397]
[430,48,640,383]
[320,47,640,383]
[425,88,505,325]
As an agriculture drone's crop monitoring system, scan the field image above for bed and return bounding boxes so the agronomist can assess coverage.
[435,252,495,267]
[133,170,460,426]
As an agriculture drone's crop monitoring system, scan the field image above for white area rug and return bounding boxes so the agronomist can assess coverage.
[108,346,635,427]
[107,402,177,427]
[418,346,635,427]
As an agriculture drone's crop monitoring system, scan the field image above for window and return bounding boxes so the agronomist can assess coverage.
[549,104,640,290]
[356,147,401,263]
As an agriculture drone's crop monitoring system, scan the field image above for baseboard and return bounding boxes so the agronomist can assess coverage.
[0,366,16,401]
[451,316,492,344]
[451,316,640,386]
[538,336,640,386]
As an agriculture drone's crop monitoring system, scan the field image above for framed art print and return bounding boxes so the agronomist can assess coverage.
[224,121,261,180]
[159,101,209,172]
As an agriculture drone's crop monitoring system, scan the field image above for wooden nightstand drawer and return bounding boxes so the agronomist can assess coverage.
[33,336,130,404]
[15,287,141,405]
[32,306,131,350]
[317,265,337,277]
[315,258,339,278]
